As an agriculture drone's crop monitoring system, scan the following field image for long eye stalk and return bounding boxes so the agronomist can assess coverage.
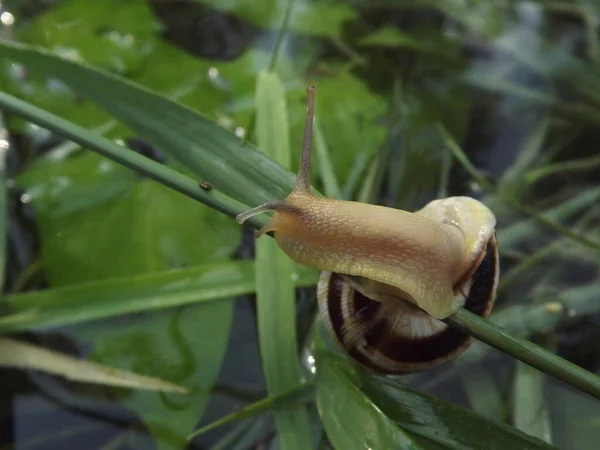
[295,85,316,194]
[235,85,317,226]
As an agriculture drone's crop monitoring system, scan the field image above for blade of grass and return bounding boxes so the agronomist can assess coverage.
[188,382,314,441]
[513,361,553,444]
[0,40,298,209]
[253,70,313,450]
[437,123,600,250]
[342,150,370,200]
[208,419,257,450]
[444,308,600,401]
[498,116,549,197]
[498,235,597,293]
[313,116,342,199]
[0,261,318,333]
[497,187,600,251]
[211,416,268,450]
[0,337,188,393]
[0,90,269,230]
[460,366,505,421]
[526,153,600,184]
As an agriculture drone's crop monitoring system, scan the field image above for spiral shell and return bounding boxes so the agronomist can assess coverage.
[317,236,499,373]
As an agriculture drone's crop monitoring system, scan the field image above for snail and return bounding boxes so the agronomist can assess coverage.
[237,86,499,373]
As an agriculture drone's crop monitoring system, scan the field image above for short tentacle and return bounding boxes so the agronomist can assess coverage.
[236,201,283,224]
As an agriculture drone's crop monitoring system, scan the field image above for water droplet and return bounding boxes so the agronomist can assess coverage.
[1,12,15,26]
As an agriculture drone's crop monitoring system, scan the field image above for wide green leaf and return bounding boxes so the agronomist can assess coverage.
[193,0,357,37]
[316,354,424,450]
[360,368,556,449]
[72,300,233,449]
[17,149,241,286]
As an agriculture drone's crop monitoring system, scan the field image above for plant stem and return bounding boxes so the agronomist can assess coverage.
[444,308,600,401]
[0,91,263,232]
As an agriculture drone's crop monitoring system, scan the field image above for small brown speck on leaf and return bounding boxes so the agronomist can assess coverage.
[199,180,213,191]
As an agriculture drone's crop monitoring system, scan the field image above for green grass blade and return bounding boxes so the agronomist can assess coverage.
[498,116,549,197]
[437,123,600,250]
[513,361,553,444]
[187,382,314,441]
[0,261,318,333]
[253,70,313,450]
[460,366,505,421]
[313,116,342,199]
[497,187,600,251]
[0,40,297,208]
[445,308,600,401]
[525,153,600,184]
[0,91,264,226]
[0,337,188,393]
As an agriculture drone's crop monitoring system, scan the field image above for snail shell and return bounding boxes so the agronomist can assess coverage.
[317,234,498,373]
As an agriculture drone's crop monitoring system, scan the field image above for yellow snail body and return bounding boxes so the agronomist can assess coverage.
[237,86,499,373]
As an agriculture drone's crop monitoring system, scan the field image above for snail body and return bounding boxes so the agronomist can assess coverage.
[237,86,499,373]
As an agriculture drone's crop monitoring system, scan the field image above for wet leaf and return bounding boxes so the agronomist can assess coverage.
[359,366,557,449]
[17,150,240,286]
[359,26,453,55]
[316,355,427,450]
[360,26,427,49]
[0,0,160,133]
[0,39,298,209]
[17,0,159,74]
[193,0,357,37]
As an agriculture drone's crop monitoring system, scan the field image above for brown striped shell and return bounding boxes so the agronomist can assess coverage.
[317,235,499,373]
